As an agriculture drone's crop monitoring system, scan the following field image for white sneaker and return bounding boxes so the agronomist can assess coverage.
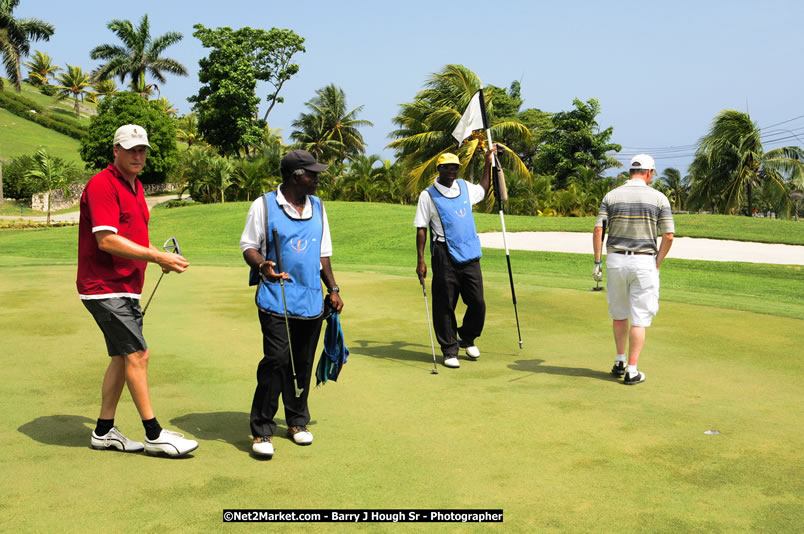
[443,355,460,368]
[91,427,144,452]
[459,339,480,360]
[287,426,313,445]
[252,436,274,458]
[144,429,199,457]
[464,345,480,360]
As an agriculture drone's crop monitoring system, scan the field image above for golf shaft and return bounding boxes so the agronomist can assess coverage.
[486,128,523,349]
[500,212,523,349]
[141,272,164,316]
[421,279,438,373]
[272,229,302,398]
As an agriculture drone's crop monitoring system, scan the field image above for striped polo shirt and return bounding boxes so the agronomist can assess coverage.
[595,179,674,254]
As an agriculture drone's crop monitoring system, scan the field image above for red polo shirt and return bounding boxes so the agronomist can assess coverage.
[76,164,150,298]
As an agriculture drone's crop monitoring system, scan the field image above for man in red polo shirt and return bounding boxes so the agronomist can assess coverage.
[78,124,198,457]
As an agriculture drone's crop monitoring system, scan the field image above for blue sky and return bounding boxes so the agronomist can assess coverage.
[14,0,804,175]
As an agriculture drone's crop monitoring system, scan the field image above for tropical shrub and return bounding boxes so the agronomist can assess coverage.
[80,92,178,184]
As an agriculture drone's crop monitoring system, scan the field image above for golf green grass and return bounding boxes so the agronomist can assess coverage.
[1,202,802,532]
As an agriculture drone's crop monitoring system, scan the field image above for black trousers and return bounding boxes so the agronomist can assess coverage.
[430,240,486,357]
[250,311,323,438]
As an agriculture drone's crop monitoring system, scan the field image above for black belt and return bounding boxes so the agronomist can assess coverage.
[613,250,655,256]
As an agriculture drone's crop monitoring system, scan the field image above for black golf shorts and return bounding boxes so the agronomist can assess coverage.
[82,297,148,357]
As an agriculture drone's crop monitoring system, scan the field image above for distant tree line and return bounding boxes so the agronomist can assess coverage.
[2,1,801,218]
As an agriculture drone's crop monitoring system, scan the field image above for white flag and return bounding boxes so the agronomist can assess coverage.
[451,91,485,145]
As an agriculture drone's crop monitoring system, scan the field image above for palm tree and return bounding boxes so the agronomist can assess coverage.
[91,78,117,99]
[209,157,234,203]
[0,0,54,91]
[335,154,390,202]
[24,148,71,225]
[291,84,372,164]
[388,64,530,199]
[22,49,58,85]
[89,14,187,89]
[177,147,215,202]
[154,96,177,116]
[660,167,688,210]
[689,110,804,216]
[87,78,117,105]
[291,112,346,163]
[54,64,90,116]
[233,154,280,201]
[176,113,201,148]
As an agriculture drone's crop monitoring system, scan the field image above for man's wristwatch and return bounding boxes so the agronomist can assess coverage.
[327,285,340,294]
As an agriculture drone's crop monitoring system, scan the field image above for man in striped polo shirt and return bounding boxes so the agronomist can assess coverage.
[592,154,674,385]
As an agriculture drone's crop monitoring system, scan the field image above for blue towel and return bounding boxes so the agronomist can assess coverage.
[316,312,349,386]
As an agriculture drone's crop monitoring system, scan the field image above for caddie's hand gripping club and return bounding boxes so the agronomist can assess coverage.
[142,237,181,316]
[273,228,303,398]
[420,278,439,375]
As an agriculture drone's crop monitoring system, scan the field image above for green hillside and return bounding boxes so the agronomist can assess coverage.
[1,79,96,122]
[0,80,94,165]
[0,107,83,164]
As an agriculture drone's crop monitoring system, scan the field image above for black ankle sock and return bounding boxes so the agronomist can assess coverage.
[95,418,114,436]
[142,418,163,440]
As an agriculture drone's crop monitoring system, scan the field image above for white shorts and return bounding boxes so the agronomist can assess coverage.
[605,253,660,327]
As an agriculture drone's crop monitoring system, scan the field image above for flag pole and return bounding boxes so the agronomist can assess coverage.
[477,87,523,349]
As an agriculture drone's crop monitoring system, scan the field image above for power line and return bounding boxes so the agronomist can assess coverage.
[758,114,804,131]
[613,113,804,157]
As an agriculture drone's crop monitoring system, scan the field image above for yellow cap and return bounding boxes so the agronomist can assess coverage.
[436,153,460,166]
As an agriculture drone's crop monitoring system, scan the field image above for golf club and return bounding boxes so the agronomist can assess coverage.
[420,278,438,375]
[142,237,181,316]
[592,220,606,292]
[272,228,303,398]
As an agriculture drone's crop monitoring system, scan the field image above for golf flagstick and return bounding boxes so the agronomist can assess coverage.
[477,87,523,349]
[142,237,182,316]
[272,228,303,398]
[420,277,439,375]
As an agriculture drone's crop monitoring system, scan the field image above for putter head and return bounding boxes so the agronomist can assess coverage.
[431,369,438,375]
[163,237,181,255]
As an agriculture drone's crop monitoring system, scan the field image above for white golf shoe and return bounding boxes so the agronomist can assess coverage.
[443,355,460,368]
[144,429,199,457]
[91,427,144,452]
[459,339,480,360]
[464,345,480,360]
[287,426,313,445]
[252,436,274,458]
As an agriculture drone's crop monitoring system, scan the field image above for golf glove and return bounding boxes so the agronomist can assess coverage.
[593,263,603,282]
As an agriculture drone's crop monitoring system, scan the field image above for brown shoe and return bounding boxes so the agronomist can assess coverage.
[287,426,313,445]
[252,435,274,457]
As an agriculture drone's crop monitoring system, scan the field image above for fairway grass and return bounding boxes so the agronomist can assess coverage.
[1,264,802,532]
[1,201,802,532]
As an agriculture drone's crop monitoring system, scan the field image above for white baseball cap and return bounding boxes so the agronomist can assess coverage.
[114,124,151,149]
[629,154,655,171]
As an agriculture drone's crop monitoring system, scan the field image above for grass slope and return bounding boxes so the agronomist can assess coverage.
[0,107,83,165]
[1,79,96,122]
[0,81,93,165]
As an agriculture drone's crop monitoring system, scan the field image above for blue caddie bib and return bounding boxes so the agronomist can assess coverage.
[255,191,324,318]
[427,179,482,263]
